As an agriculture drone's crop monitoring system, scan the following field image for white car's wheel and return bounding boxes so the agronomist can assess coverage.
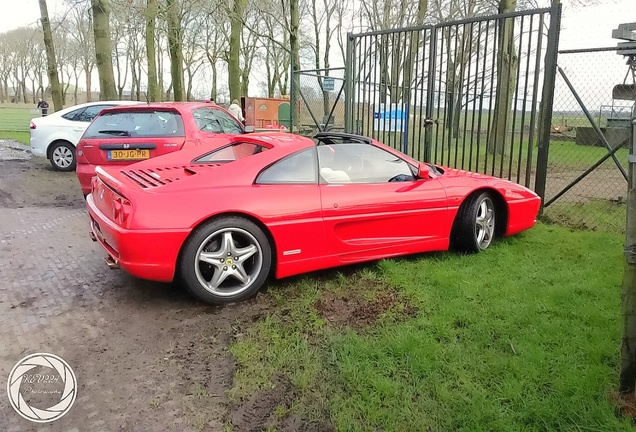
[49,141,76,172]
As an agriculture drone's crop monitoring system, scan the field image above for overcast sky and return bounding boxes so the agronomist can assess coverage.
[2,0,634,48]
[1,0,634,108]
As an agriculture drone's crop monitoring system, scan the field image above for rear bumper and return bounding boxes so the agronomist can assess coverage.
[77,163,97,195]
[86,193,189,282]
[30,136,46,158]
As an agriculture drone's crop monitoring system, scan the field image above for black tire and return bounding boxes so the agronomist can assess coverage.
[49,141,76,172]
[451,191,496,253]
[179,216,272,305]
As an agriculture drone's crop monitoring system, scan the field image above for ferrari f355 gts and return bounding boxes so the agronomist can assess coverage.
[86,132,541,305]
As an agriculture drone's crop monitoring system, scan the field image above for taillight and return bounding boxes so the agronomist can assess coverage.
[112,196,132,226]
[29,121,36,129]
[76,142,89,164]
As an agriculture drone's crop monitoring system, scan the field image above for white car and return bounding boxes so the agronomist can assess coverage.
[29,100,143,171]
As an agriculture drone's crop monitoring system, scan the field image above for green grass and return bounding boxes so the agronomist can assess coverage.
[0,130,30,145]
[543,200,627,234]
[230,223,631,431]
[0,104,44,132]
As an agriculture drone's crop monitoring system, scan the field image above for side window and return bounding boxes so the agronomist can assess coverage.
[75,104,113,122]
[317,143,414,183]
[193,107,243,134]
[256,148,318,184]
[62,108,84,121]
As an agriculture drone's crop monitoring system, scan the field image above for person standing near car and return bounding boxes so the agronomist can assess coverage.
[37,98,49,116]
[228,99,244,124]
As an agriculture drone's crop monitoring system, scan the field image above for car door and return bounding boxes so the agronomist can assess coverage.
[317,142,449,261]
[253,147,326,278]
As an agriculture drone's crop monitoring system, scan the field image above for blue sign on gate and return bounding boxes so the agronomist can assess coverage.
[323,77,335,91]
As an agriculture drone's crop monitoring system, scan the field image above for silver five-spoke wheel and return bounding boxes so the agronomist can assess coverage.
[475,197,495,250]
[452,191,497,253]
[180,217,272,305]
[195,228,263,297]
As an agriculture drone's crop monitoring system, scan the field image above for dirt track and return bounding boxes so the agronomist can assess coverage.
[0,140,295,432]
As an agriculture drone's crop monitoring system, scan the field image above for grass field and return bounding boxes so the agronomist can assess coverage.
[1,131,30,145]
[229,222,631,431]
[0,104,47,132]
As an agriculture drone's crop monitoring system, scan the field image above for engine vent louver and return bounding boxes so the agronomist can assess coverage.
[121,164,220,188]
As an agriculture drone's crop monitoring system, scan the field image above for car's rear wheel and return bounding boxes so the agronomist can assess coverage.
[180,217,272,305]
[49,141,76,172]
[451,191,496,253]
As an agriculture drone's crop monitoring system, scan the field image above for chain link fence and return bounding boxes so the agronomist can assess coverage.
[291,67,346,136]
[543,47,634,233]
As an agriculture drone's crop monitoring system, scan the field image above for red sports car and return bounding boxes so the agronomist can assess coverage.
[76,101,250,195]
[86,132,541,305]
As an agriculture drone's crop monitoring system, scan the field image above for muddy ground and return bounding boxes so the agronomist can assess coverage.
[0,140,300,432]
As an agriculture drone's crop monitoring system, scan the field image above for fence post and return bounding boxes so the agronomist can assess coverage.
[424,29,437,162]
[344,33,355,134]
[290,68,296,134]
[534,2,562,210]
[619,116,636,395]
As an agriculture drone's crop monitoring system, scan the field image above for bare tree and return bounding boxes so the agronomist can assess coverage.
[487,0,518,154]
[166,0,185,100]
[91,0,118,99]
[109,7,130,98]
[181,4,207,101]
[239,7,262,97]
[67,3,96,102]
[38,0,64,110]
[228,0,248,100]
[146,0,160,101]
[202,5,228,100]
[290,0,300,124]
[53,25,72,103]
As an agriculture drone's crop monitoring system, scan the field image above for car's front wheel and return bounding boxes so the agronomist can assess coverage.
[49,141,76,172]
[179,217,272,305]
[451,191,496,253]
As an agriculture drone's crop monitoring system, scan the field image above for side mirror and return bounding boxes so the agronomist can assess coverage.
[418,163,430,179]
[244,125,255,133]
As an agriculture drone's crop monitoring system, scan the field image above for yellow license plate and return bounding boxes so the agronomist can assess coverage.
[107,149,150,160]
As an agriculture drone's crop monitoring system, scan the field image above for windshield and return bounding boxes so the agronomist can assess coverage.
[192,107,244,134]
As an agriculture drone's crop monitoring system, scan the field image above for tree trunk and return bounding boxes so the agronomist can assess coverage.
[488,0,518,155]
[166,0,184,101]
[91,0,117,100]
[85,63,93,102]
[145,0,159,102]
[210,62,217,101]
[38,0,64,110]
[620,133,636,396]
[290,0,300,126]
[229,0,247,100]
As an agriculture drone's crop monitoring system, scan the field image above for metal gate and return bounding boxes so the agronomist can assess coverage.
[290,67,346,136]
[542,42,635,232]
[342,4,562,195]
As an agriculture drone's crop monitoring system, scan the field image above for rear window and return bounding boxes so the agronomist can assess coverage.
[193,142,268,163]
[83,110,185,138]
